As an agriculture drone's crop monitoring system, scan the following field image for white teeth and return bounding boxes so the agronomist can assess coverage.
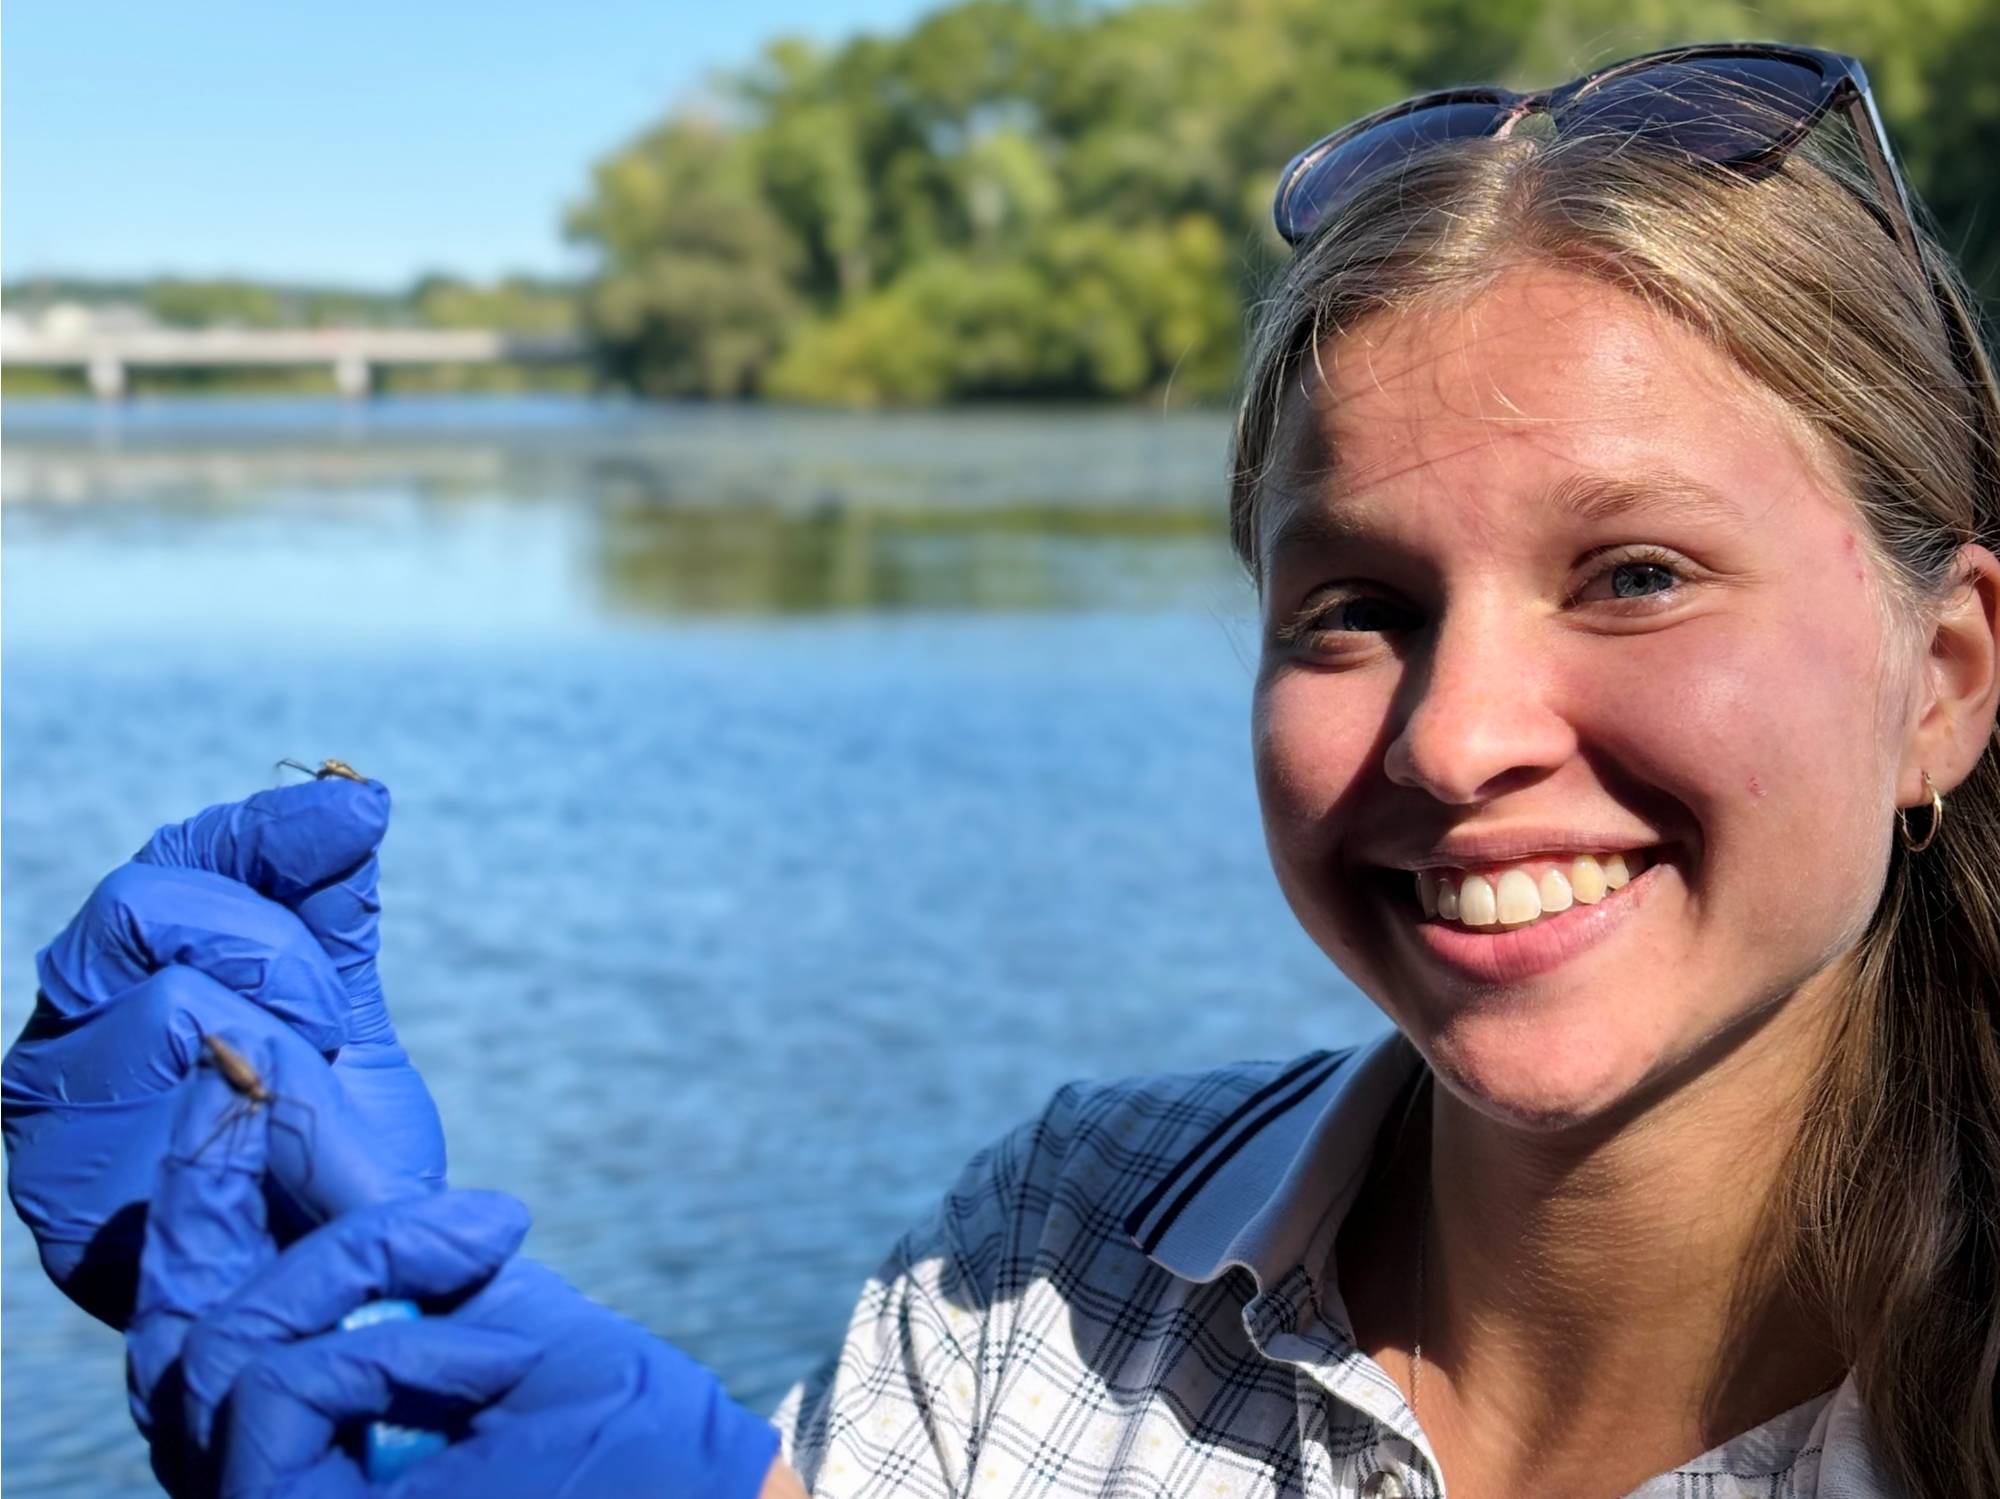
[1436,878,1460,921]
[1413,850,1649,929]
[1537,867,1574,913]
[1495,868,1540,926]
[1570,855,1608,904]
[1459,874,1498,928]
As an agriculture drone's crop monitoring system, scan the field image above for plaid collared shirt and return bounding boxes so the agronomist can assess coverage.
[771,1029,1892,1498]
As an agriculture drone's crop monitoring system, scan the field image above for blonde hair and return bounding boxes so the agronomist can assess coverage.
[1227,109,2000,1491]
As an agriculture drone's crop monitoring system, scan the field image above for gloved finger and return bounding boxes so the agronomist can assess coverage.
[418,1257,785,1499]
[140,779,392,1043]
[224,1020,430,1229]
[35,863,348,1051]
[181,1190,530,1450]
[217,1321,539,1499]
[134,779,388,907]
[4,967,318,1323]
[123,778,446,1188]
[238,1451,371,1499]
[307,853,450,1189]
[296,853,390,1044]
[128,1036,280,1429]
[140,779,402,1051]
[325,1052,447,1191]
[5,967,424,1315]
[128,779,447,1185]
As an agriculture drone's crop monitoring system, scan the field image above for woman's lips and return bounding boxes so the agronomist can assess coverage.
[1389,856,1666,984]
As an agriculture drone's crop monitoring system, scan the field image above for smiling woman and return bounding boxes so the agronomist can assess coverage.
[11,39,2000,1499]
[1252,262,1929,1090]
[1225,54,2000,1496]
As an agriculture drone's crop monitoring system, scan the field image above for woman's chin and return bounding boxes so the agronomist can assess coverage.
[1417,1015,1668,1133]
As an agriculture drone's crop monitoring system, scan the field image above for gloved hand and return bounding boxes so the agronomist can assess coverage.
[133,1040,785,1499]
[123,1028,432,1448]
[3,777,445,1327]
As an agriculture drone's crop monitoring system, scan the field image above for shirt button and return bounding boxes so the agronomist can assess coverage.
[1359,1469,1412,1499]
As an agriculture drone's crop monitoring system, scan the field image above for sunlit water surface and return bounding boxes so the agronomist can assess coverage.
[2,397,1380,1497]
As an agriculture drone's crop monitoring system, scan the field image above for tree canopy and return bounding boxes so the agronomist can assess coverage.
[565,0,2000,404]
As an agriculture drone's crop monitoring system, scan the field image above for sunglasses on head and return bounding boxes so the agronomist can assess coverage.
[1272,42,1922,271]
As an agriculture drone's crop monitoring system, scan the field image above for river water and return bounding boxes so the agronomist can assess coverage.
[0,396,1381,1497]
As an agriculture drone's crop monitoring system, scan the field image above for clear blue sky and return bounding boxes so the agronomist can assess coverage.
[4,1,947,288]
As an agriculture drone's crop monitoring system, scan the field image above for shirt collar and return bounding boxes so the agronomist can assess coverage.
[1123,1027,1424,1288]
[1119,1030,1878,1494]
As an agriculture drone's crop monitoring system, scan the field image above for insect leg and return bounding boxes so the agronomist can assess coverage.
[184,1097,259,1168]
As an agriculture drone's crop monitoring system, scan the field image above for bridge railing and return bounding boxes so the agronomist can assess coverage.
[1,326,589,398]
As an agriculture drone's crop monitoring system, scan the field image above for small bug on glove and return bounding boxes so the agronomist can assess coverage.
[190,1033,319,1181]
[202,1033,274,1108]
[275,757,367,783]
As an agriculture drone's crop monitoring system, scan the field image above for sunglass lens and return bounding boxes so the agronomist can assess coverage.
[1279,100,1507,243]
[1558,56,1830,164]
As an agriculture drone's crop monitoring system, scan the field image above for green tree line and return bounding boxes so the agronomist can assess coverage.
[563,0,2000,405]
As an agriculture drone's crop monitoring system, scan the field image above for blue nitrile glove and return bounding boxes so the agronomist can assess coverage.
[134,778,444,1179]
[120,1026,429,1447]
[3,778,445,1327]
[133,1042,783,1499]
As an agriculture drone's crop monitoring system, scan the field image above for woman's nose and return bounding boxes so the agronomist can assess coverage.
[1381,607,1577,804]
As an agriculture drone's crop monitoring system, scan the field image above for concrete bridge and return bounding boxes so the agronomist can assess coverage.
[0,325,589,398]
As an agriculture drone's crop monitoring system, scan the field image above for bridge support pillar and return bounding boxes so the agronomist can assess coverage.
[333,353,375,400]
[87,353,127,401]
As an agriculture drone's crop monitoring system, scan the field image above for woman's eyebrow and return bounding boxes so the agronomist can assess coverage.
[1264,469,1744,563]
[1542,471,1745,527]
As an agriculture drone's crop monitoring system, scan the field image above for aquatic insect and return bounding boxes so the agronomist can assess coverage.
[191,1033,318,1181]
[276,757,368,783]
[202,1033,274,1108]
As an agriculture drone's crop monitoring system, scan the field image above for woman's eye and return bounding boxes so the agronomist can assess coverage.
[1277,550,1692,648]
[1325,597,1411,632]
[1275,593,1416,646]
[1610,562,1677,598]
[1575,548,1691,606]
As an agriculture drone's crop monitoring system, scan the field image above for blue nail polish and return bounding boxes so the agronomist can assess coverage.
[339,1299,447,1481]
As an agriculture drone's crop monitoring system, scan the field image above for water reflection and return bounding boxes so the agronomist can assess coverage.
[597,498,1231,614]
[2,395,1235,514]
[3,397,1249,628]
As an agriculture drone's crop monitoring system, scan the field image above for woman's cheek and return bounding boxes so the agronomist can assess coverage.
[1566,610,1900,961]
[1578,606,1891,827]
[1249,678,1303,827]
[1252,669,1373,832]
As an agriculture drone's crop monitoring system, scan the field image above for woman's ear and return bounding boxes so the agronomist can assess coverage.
[1901,543,2000,801]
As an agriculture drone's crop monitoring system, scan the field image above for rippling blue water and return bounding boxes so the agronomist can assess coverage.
[1,398,1379,1497]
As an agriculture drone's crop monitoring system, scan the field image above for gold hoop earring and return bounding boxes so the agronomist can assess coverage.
[1899,770,1946,854]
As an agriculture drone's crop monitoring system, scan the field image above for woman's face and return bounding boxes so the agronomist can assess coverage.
[1252,263,1922,1131]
